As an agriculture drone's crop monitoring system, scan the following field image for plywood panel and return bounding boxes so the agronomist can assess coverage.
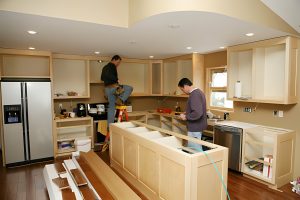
[138,145,158,193]
[111,132,123,166]
[197,161,223,200]
[89,60,108,83]
[159,155,185,200]
[2,55,50,77]
[53,59,88,96]
[124,137,137,177]
[263,45,285,100]
[163,61,177,95]
[151,63,162,95]
[118,62,149,94]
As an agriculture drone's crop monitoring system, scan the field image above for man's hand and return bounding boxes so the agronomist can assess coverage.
[179,113,187,120]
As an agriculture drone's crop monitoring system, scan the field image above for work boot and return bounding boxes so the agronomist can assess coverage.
[114,86,125,96]
[115,97,125,106]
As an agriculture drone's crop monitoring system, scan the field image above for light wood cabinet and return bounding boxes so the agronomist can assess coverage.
[0,48,52,78]
[118,60,150,96]
[52,54,90,99]
[163,53,204,96]
[53,117,93,157]
[150,61,163,95]
[242,126,295,189]
[110,121,228,200]
[227,36,299,104]
[89,60,109,84]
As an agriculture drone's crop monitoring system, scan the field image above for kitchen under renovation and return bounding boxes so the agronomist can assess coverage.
[1,1,300,199]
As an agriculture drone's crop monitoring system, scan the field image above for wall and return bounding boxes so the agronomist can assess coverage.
[0,0,129,27]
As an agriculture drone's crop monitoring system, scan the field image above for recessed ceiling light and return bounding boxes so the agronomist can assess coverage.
[149,56,154,59]
[28,47,35,50]
[94,51,100,55]
[245,33,254,37]
[219,46,225,49]
[186,47,192,50]
[129,40,136,44]
[193,51,198,54]
[27,30,37,35]
[168,24,180,29]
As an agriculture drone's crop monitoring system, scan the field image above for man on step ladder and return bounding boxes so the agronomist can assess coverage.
[100,55,133,151]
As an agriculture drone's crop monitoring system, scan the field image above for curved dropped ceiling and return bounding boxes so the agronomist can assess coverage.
[1,0,298,35]
[129,0,299,36]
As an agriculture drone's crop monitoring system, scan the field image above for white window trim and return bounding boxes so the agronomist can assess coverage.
[206,66,233,111]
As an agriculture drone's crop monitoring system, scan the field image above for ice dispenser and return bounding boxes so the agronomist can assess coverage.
[4,105,22,124]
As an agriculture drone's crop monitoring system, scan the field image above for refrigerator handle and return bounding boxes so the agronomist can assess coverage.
[20,82,28,160]
[24,82,31,161]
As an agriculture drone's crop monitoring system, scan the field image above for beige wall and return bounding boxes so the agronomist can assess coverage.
[0,0,129,27]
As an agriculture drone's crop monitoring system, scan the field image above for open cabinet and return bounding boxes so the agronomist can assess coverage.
[110,121,228,200]
[163,53,204,97]
[227,36,299,104]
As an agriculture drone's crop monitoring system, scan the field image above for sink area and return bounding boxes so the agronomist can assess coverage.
[207,118,223,126]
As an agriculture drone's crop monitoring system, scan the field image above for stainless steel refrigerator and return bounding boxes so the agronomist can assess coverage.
[1,79,53,167]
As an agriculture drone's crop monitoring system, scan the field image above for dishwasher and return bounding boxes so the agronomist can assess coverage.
[214,125,243,171]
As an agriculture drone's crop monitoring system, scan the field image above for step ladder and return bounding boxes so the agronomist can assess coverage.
[102,105,128,152]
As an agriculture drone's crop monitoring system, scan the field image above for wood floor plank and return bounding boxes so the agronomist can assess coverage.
[1,150,299,200]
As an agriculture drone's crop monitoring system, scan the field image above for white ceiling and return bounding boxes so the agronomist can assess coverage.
[0,2,299,59]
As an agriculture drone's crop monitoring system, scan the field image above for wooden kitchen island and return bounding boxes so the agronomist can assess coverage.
[110,121,229,200]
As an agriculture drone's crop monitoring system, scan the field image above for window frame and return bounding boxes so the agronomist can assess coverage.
[206,66,233,111]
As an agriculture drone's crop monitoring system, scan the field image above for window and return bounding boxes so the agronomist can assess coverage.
[207,67,233,110]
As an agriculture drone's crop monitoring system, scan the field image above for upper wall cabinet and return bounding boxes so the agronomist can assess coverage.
[52,54,89,99]
[117,60,150,96]
[163,53,204,96]
[89,60,109,84]
[0,49,51,79]
[227,36,299,104]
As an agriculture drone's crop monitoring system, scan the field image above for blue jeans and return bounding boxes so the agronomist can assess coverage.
[187,131,203,151]
[105,85,133,130]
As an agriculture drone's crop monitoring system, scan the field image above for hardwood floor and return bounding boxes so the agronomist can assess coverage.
[0,150,299,200]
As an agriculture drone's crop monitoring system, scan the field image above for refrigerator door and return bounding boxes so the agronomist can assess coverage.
[26,82,53,160]
[1,82,25,164]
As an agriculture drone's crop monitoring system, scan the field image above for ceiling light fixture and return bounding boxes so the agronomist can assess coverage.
[27,30,37,35]
[219,46,225,49]
[245,33,254,37]
[129,41,136,44]
[186,47,192,50]
[149,56,154,59]
[94,51,100,55]
[28,47,35,50]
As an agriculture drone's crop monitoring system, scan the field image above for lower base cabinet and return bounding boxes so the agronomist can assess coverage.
[110,121,229,200]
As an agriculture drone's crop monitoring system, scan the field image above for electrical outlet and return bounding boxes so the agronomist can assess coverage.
[59,103,63,109]
[243,107,252,113]
[273,110,283,117]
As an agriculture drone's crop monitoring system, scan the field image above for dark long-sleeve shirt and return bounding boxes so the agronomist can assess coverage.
[101,62,118,86]
[185,88,207,132]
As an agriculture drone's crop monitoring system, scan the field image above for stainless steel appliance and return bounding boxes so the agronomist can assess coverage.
[77,103,86,117]
[214,125,243,171]
[213,121,258,172]
[1,79,53,167]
